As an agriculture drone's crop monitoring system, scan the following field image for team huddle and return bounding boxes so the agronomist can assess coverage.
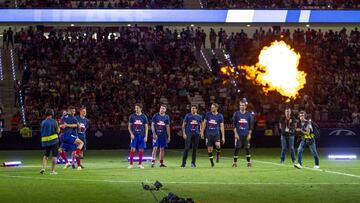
[40,106,89,175]
[39,98,319,174]
[128,99,254,169]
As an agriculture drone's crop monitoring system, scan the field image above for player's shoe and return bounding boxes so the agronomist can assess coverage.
[294,163,302,169]
[211,162,215,168]
[232,162,238,167]
[159,164,167,168]
[216,154,220,163]
[127,164,134,169]
[313,165,320,170]
[151,163,155,168]
[77,166,82,170]
[138,164,145,169]
[63,163,70,169]
[191,163,196,168]
[180,164,185,168]
[50,171,58,175]
[40,169,45,174]
[71,164,76,169]
[280,160,284,164]
[79,164,84,169]
[247,162,252,167]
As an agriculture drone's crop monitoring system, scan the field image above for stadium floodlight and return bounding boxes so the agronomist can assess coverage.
[328,155,357,160]
[127,156,152,161]
[3,161,22,167]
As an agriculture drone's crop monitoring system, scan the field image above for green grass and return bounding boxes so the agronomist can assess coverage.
[0,148,359,203]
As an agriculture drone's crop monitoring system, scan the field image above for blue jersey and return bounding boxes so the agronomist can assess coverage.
[233,111,253,137]
[152,113,170,137]
[129,113,148,136]
[76,115,89,136]
[62,114,78,136]
[40,118,59,147]
[205,112,224,136]
[59,115,65,134]
[183,113,202,135]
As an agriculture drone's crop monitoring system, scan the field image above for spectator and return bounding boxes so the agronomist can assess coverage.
[7,27,14,49]
[11,114,20,132]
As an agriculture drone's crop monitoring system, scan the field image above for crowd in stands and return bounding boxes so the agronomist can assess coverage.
[16,0,184,8]
[14,25,360,132]
[16,25,211,130]
[202,0,360,9]
[2,0,360,9]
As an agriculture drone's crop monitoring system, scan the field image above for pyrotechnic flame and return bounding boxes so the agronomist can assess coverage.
[221,41,306,99]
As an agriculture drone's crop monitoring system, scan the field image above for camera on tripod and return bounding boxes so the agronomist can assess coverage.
[141,181,194,203]
[142,181,163,191]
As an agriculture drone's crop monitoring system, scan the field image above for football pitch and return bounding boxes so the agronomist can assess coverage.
[0,148,359,203]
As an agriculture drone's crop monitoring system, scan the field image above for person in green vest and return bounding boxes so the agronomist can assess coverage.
[40,109,60,175]
[294,111,320,169]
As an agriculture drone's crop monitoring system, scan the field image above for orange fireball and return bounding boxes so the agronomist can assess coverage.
[222,41,306,99]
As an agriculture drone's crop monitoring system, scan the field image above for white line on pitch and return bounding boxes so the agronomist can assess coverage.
[252,159,360,179]
[0,174,359,185]
[167,150,360,179]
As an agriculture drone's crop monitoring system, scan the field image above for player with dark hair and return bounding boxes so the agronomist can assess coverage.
[181,105,202,168]
[151,104,171,168]
[128,103,149,169]
[232,99,254,167]
[279,107,297,164]
[58,106,84,170]
[294,111,320,169]
[201,103,225,167]
[40,108,60,175]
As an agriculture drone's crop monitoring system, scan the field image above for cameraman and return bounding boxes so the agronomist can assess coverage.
[294,111,320,169]
[279,107,297,164]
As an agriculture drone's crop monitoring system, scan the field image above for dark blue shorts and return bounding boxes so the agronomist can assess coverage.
[130,135,146,150]
[153,136,167,148]
[60,143,77,152]
[205,134,220,147]
[62,133,77,144]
